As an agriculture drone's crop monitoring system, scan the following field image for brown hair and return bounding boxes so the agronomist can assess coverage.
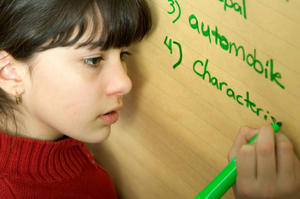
[0,0,152,131]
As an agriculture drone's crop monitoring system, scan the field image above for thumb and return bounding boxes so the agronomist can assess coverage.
[228,126,257,162]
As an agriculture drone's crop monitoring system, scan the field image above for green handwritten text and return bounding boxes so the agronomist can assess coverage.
[167,0,182,23]
[188,14,285,90]
[193,58,277,123]
[164,35,183,69]
[218,0,247,19]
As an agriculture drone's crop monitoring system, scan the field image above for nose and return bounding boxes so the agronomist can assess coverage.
[105,61,132,97]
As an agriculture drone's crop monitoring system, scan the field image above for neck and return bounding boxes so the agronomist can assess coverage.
[0,109,65,141]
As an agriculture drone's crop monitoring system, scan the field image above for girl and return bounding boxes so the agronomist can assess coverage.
[0,0,299,198]
[0,0,151,198]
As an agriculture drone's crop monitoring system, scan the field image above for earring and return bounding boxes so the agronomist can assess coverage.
[15,93,22,104]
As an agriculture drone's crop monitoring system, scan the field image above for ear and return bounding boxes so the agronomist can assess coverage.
[0,51,26,96]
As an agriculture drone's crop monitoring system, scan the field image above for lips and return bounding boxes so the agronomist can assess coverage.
[99,111,119,125]
[99,105,123,125]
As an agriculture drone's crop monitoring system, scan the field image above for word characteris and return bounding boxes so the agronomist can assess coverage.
[193,59,276,123]
[163,36,277,123]
[188,14,285,90]
[218,0,247,19]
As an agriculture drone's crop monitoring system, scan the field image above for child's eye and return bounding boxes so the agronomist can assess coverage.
[83,56,103,67]
[120,51,132,61]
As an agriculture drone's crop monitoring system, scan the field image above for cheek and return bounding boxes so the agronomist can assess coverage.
[26,67,102,130]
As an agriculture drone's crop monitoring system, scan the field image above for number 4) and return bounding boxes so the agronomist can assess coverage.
[164,36,183,69]
[164,36,173,54]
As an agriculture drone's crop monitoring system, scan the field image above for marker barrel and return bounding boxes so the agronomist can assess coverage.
[194,157,237,199]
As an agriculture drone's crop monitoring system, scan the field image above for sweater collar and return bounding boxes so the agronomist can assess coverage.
[0,132,95,182]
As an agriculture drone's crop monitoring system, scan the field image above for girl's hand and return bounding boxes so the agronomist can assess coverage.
[228,125,300,199]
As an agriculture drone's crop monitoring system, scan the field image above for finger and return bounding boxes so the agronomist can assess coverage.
[232,184,238,196]
[228,126,257,161]
[293,157,300,198]
[236,145,256,181]
[275,133,295,180]
[295,155,300,182]
[256,126,277,181]
[235,146,259,199]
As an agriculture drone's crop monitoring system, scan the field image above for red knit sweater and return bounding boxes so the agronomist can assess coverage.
[0,132,118,199]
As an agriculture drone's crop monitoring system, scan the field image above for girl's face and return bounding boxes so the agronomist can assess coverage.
[21,46,132,143]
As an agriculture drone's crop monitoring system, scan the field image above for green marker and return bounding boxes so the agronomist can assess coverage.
[195,122,282,199]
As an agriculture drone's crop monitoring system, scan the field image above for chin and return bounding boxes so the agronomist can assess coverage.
[82,126,112,144]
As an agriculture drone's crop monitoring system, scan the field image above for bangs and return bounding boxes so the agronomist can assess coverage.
[96,0,152,50]
[41,0,152,51]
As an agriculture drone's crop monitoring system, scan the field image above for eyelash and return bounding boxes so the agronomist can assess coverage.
[83,56,104,66]
[120,51,132,61]
[83,51,132,67]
